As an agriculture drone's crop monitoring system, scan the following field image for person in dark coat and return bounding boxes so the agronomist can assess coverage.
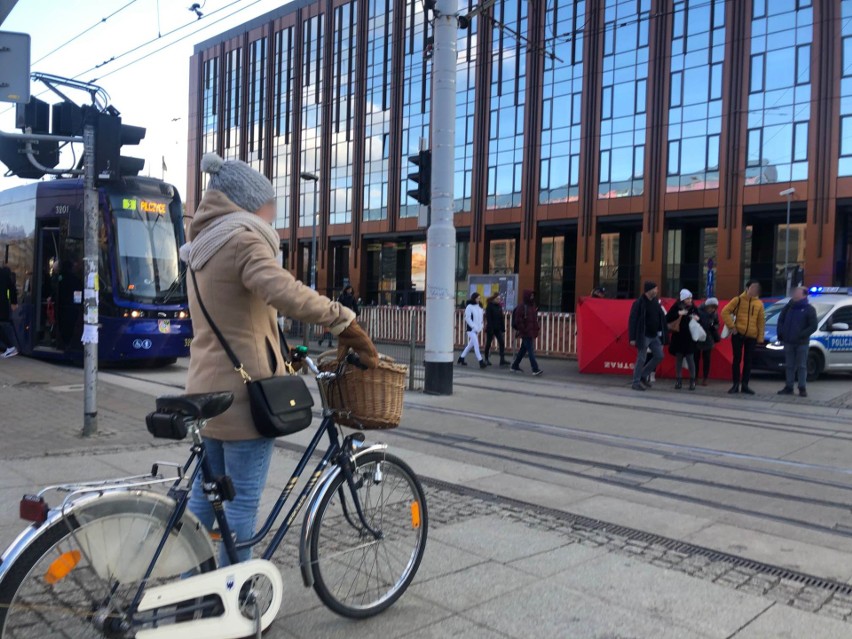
[0,263,18,357]
[510,290,542,375]
[338,285,360,316]
[777,286,819,397]
[628,281,668,391]
[666,289,699,391]
[694,297,721,385]
[484,291,508,367]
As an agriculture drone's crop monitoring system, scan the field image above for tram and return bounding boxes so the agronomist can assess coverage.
[0,176,191,365]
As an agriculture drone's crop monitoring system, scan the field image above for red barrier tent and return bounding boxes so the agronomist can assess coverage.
[576,297,734,380]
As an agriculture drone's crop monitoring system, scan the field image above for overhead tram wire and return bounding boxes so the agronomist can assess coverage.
[30,0,141,67]
[80,0,265,81]
[0,0,260,117]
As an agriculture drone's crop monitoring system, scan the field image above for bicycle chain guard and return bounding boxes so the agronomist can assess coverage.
[135,559,283,639]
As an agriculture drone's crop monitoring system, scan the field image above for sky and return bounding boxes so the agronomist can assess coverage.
[1,0,296,200]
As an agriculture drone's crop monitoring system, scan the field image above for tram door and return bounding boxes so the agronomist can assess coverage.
[35,220,83,351]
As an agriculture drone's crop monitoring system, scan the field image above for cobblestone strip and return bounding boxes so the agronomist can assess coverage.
[417,481,852,625]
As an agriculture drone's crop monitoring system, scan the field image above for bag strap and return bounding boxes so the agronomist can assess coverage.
[190,268,253,383]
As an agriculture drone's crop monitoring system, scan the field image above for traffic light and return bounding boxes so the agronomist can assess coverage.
[0,96,59,179]
[85,107,146,182]
[407,149,431,206]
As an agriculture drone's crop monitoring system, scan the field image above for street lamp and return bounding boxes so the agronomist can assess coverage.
[779,187,795,296]
[300,171,319,291]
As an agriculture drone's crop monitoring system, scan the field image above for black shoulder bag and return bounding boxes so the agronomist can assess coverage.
[190,269,314,438]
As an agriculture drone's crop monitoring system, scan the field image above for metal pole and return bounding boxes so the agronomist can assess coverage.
[311,180,317,291]
[424,0,457,395]
[408,309,416,391]
[785,195,792,296]
[81,123,99,436]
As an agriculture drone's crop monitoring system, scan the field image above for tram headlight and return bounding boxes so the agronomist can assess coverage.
[123,310,145,319]
[176,310,189,320]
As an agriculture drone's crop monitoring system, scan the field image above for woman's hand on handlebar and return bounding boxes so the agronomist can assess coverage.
[336,320,379,369]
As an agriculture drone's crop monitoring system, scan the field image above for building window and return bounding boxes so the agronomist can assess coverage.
[300,14,324,228]
[599,0,650,199]
[364,0,392,222]
[839,1,852,175]
[400,0,430,219]
[247,38,266,172]
[273,27,295,231]
[488,238,516,274]
[746,0,813,184]
[202,57,219,168]
[330,2,357,225]
[666,0,724,193]
[223,48,242,160]
[540,0,585,205]
[454,0,478,214]
[487,0,528,209]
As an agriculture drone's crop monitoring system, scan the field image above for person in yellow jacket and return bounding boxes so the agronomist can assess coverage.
[721,280,766,395]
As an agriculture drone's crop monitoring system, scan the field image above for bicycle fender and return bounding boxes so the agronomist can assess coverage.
[0,490,215,586]
[298,443,388,588]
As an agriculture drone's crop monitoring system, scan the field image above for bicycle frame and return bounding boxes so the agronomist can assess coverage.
[121,366,383,622]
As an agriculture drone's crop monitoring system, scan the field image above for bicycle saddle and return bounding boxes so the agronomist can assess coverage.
[155,392,234,419]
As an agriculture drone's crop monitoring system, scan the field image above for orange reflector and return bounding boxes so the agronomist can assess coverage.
[44,550,81,585]
[410,502,421,529]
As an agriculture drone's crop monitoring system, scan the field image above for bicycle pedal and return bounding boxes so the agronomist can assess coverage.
[136,559,282,639]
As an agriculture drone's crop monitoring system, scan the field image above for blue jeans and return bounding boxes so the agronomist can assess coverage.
[633,335,664,384]
[512,336,540,372]
[784,343,809,390]
[189,437,276,565]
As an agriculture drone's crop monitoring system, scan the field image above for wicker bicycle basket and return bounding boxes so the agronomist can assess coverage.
[316,351,407,429]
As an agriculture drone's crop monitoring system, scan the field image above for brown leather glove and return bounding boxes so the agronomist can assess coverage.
[336,320,379,369]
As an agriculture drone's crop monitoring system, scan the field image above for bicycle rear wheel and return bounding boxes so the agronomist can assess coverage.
[0,496,215,638]
[309,451,427,618]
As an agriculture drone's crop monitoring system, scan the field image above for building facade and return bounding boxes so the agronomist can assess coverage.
[187,0,852,310]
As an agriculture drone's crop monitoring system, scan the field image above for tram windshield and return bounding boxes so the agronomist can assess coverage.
[111,198,184,303]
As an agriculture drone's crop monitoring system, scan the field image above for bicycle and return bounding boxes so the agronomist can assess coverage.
[0,349,428,639]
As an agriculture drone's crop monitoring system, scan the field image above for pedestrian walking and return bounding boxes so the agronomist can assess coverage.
[484,291,509,367]
[721,280,765,395]
[182,152,378,565]
[458,292,486,368]
[666,289,699,391]
[510,290,542,375]
[628,281,668,391]
[776,286,818,398]
[0,262,18,358]
[694,297,721,385]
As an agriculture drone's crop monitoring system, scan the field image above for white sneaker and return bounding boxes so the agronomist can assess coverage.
[3,347,18,358]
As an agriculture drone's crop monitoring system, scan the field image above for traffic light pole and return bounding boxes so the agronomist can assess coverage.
[423,0,457,395]
[81,122,99,437]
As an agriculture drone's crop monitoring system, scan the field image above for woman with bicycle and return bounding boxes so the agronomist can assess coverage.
[181,153,379,564]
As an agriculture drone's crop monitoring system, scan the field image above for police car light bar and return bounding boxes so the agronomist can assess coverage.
[808,286,851,295]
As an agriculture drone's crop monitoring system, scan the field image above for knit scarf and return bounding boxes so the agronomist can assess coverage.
[180,211,279,270]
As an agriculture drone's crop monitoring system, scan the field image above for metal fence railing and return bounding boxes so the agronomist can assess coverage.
[282,307,577,392]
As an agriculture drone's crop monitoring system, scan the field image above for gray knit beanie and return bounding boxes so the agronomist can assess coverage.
[200,152,276,214]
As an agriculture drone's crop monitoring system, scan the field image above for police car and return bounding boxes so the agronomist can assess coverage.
[753,287,852,380]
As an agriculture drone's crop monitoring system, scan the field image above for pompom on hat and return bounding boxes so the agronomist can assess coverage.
[201,152,276,214]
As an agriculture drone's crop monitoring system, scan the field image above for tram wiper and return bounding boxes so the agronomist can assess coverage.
[157,275,183,304]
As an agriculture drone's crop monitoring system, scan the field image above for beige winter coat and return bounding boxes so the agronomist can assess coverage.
[185,190,355,440]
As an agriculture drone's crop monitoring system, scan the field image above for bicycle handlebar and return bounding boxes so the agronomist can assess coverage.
[300,350,365,378]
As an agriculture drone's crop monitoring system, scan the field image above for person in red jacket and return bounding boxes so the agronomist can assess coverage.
[510,289,542,376]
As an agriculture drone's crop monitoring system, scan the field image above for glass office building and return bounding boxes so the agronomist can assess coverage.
[188,0,852,309]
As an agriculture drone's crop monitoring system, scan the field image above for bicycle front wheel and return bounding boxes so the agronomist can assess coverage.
[0,495,215,638]
[309,451,428,618]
